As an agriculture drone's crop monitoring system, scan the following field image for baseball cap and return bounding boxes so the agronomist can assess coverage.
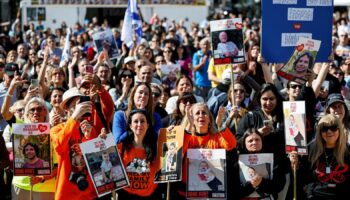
[124,56,137,64]
[4,62,19,76]
[325,93,346,111]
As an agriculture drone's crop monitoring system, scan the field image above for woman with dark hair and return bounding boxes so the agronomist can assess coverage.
[117,109,162,199]
[293,52,314,73]
[109,69,135,110]
[112,83,162,144]
[236,83,285,156]
[245,44,265,86]
[229,128,287,200]
[176,44,192,78]
[163,92,197,127]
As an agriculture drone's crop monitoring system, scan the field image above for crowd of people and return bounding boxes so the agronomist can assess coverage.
[0,6,350,200]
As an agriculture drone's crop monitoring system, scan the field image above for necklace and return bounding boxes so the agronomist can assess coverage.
[324,150,335,174]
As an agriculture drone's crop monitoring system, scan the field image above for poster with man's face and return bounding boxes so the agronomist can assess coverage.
[93,29,120,60]
[210,18,245,65]
[12,123,51,176]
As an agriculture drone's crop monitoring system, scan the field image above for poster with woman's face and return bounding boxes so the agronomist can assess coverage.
[12,123,51,176]
[210,18,245,65]
[283,101,307,155]
[277,37,321,84]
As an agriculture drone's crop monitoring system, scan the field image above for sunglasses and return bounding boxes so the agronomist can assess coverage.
[16,108,24,113]
[180,98,196,104]
[152,92,161,98]
[290,84,302,89]
[121,74,133,79]
[234,89,245,93]
[321,125,338,132]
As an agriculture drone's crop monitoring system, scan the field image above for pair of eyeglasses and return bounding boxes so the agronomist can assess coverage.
[29,107,43,114]
[164,51,172,53]
[180,98,196,104]
[290,84,302,89]
[320,125,338,132]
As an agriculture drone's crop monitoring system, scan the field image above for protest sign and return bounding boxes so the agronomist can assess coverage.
[160,64,181,91]
[80,133,129,197]
[277,37,320,84]
[210,18,245,65]
[93,29,120,60]
[262,0,333,62]
[187,149,226,199]
[154,125,184,183]
[239,153,274,199]
[12,123,51,176]
[283,101,307,154]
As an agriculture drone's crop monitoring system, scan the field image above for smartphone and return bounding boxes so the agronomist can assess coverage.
[79,96,91,118]
[86,65,93,74]
[29,79,39,90]
[263,120,273,128]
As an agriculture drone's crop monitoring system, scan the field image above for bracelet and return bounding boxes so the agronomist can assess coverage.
[6,93,13,98]
[41,177,45,183]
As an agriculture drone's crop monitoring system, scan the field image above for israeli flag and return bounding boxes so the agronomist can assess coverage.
[121,0,143,48]
[59,28,71,67]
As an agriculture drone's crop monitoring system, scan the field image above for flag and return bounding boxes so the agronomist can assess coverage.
[59,28,71,67]
[121,0,143,48]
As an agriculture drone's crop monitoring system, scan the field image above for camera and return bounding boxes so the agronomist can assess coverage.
[69,172,89,191]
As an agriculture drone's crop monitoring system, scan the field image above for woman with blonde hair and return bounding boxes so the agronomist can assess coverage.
[294,114,350,199]
[172,102,236,199]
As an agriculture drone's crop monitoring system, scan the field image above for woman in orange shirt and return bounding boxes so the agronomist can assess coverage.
[117,109,163,199]
[173,102,237,199]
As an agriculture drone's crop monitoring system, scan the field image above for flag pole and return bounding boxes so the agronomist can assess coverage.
[230,64,235,106]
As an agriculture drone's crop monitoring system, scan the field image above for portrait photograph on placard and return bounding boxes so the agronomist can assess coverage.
[80,133,129,197]
[93,29,120,60]
[12,123,51,176]
[187,149,226,199]
[155,126,184,183]
[210,18,245,65]
[283,101,307,154]
[277,37,320,84]
[238,153,274,199]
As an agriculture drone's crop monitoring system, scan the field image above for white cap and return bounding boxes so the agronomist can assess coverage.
[60,87,83,109]
[124,56,137,64]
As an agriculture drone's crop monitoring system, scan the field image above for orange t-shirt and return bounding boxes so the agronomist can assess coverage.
[117,144,159,197]
[51,118,98,200]
[182,127,236,184]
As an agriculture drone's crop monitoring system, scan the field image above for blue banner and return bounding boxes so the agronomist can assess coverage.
[262,0,333,63]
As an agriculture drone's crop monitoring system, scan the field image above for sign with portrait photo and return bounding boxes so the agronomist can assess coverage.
[283,101,307,154]
[238,153,274,199]
[80,133,129,197]
[93,29,120,60]
[12,123,51,176]
[187,149,226,199]
[154,126,184,183]
[210,18,245,65]
[159,64,181,91]
[277,37,321,84]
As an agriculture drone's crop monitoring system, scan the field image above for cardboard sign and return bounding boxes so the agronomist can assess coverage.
[210,18,245,65]
[80,133,129,197]
[154,126,184,183]
[12,123,51,176]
